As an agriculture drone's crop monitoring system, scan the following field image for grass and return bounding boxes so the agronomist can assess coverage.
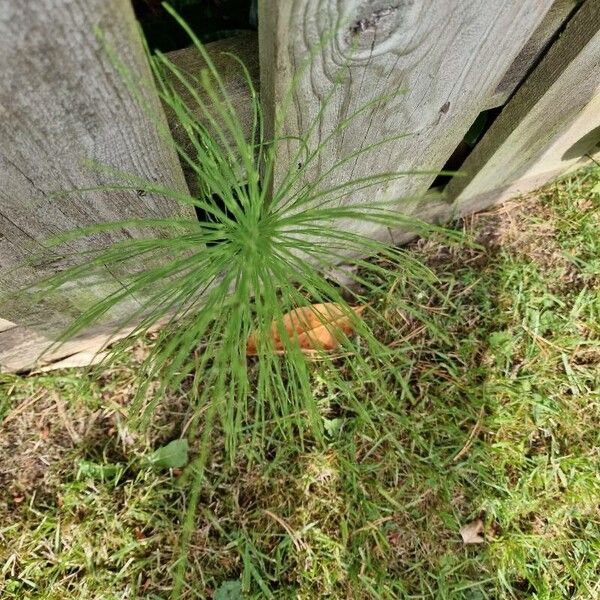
[1,167,599,599]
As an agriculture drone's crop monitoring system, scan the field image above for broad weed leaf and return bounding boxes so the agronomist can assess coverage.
[146,439,189,470]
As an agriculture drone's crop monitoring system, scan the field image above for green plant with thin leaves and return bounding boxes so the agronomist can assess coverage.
[10,5,465,596]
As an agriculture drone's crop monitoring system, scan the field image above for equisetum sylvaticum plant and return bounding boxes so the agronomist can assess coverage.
[9,4,465,595]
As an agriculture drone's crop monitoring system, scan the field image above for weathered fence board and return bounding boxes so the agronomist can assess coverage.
[0,0,193,370]
[0,319,15,334]
[0,326,114,373]
[485,0,579,109]
[446,0,600,215]
[258,0,554,241]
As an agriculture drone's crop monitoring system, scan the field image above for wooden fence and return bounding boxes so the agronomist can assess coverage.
[1,0,599,372]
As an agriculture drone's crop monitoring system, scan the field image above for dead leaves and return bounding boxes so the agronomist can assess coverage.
[247,303,365,356]
[460,518,485,544]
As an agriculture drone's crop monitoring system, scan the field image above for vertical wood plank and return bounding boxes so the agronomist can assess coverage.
[258,0,554,241]
[163,32,260,196]
[0,0,193,364]
[485,0,580,109]
[446,0,600,215]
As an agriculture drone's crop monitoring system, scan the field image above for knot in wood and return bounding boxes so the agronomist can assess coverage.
[339,0,422,61]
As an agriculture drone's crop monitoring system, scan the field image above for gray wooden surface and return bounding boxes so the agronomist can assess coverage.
[485,0,579,109]
[0,0,193,370]
[446,0,600,215]
[258,0,555,241]
[163,32,259,195]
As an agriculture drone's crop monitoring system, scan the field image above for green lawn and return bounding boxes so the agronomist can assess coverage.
[1,169,599,599]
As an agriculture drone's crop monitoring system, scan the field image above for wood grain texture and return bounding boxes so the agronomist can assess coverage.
[0,0,194,370]
[485,0,579,109]
[163,31,259,194]
[0,326,119,373]
[445,0,600,215]
[0,319,16,334]
[258,0,554,241]
[0,0,192,326]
